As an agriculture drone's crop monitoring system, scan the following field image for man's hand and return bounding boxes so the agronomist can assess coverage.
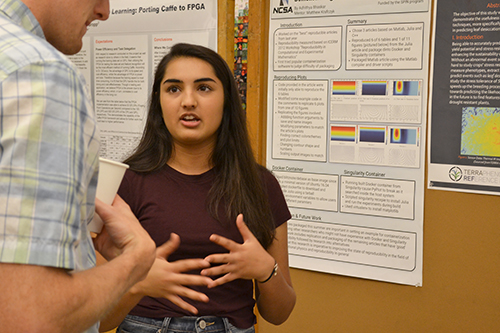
[93,195,155,280]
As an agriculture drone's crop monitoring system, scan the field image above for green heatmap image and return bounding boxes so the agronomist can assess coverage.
[461,107,500,157]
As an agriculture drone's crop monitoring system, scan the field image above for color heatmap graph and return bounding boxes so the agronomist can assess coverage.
[331,126,356,142]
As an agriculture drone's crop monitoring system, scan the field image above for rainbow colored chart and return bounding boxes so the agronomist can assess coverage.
[461,107,500,157]
[331,125,356,142]
[332,81,356,95]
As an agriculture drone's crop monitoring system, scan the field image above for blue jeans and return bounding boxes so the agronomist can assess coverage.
[116,315,255,333]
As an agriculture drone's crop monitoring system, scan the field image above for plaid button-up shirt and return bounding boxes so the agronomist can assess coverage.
[0,0,100,279]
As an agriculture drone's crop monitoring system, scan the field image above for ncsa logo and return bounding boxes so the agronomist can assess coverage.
[449,166,463,182]
[273,0,293,14]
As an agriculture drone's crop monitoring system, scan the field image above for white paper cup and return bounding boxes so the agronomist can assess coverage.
[88,157,129,233]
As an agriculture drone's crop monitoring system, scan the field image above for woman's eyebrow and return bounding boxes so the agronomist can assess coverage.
[163,78,181,84]
[162,77,216,84]
[194,77,216,83]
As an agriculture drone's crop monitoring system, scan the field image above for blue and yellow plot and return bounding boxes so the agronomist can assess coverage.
[393,81,420,96]
[361,80,387,96]
[390,128,418,145]
[461,107,500,157]
[359,126,386,143]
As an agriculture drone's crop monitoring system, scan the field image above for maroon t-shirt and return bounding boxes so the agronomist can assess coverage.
[118,164,291,329]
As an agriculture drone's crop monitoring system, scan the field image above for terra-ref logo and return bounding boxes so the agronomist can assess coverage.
[273,0,293,14]
[449,166,463,182]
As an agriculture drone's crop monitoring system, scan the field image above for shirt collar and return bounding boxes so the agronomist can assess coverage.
[0,0,45,39]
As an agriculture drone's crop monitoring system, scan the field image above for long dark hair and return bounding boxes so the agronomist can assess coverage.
[124,43,275,248]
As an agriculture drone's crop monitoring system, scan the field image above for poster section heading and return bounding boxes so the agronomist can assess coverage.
[289,220,417,272]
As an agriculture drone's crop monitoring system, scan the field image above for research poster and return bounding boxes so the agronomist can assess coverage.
[428,0,500,195]
[68,0,217,162]
[267,0,431,286]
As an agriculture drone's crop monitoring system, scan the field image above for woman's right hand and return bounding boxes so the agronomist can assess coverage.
[131,233,213,314]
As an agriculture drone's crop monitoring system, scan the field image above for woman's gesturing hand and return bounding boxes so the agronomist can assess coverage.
[132,233,213,314]
[201,214,276,288]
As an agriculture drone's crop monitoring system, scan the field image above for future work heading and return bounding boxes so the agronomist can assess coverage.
[111,3,206,15]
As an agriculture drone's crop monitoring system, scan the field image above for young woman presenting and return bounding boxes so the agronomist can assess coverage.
[100,43,296,333]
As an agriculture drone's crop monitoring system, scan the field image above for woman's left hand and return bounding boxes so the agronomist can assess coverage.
[201,214,276,288]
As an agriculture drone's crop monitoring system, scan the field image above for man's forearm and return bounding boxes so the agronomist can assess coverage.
[0,251,152,333]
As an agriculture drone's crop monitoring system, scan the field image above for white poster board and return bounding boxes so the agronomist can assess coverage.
[267,0,431,286]
[69,0,217,162]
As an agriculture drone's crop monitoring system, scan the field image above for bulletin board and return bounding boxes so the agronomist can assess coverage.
[242,1,500,332]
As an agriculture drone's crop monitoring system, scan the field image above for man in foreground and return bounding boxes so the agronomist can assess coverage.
[0,1,156,332]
